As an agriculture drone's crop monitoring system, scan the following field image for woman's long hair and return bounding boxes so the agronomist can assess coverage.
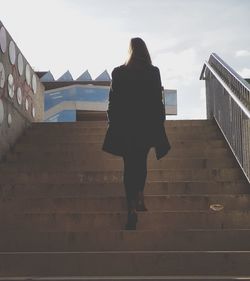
[125,37,152,67]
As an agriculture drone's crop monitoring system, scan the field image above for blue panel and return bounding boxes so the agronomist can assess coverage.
[45,86,109,111]
[165,91,177,106]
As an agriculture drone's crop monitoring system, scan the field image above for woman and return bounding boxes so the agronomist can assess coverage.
[103,37,170,230]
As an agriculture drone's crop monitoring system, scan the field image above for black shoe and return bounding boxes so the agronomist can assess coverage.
[125,212,138,230]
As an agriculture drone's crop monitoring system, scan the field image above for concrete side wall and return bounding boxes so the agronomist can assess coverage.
[0,21,44,160]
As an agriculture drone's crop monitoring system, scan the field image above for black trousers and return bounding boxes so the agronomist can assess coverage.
[122,146,151,210]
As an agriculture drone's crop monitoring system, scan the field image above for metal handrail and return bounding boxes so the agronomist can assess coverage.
[200,53,250,183]
[203,61,250,119]
[201,53,250,111]
[211,53,250,90]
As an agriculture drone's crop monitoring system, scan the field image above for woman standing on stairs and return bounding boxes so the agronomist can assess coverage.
[103,37,170,230]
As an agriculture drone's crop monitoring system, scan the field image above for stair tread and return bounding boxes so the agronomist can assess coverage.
[1,251,250,276]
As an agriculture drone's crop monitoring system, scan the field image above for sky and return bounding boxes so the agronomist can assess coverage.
[0,0,250,119]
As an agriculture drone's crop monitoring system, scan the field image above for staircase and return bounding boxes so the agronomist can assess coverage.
[0,119,250,280]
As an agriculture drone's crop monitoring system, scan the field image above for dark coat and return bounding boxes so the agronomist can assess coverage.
[102,64,171,160]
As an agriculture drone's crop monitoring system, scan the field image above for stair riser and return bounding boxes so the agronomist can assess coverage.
[19,131,223,143]
[1,196,250,212]
[0,278,245,281]
[0,169,243,184]
[26,121,219,133]
[1,252,250,276]
[14,140,228,152]
[1,182,248,198]
[1,230,250,252]
[31,120,215,127]
[1,212,250,231]
[0,157,237,172]
[25,130,221,138]
[30,120,216,128]
[12,147,230,156]
[6,149,233,162]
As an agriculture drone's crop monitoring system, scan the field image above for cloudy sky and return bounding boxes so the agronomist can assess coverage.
[0,0,249,119]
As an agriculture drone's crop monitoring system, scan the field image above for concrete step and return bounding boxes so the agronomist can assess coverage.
[0,182,248,199]
[26,124,220,132]
[30,119,216,129]
[19,120,223,139]
[0,276,248,281]
[19,131,223,143]
[6,148,233,162]
[1,211,250,231]
[0,168,244,184]
[0,274,247,280]
[0,157,238,172]
[14,139,228,152]
[1,251,250,276]
[27,119,218,128]
[1,195,250,212]
[1,229,250,252]
[24,125,220,136]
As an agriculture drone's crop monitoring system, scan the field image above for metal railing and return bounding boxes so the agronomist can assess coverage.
[200,53,250,183]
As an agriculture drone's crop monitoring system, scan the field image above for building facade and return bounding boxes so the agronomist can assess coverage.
[38,70,177,122]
